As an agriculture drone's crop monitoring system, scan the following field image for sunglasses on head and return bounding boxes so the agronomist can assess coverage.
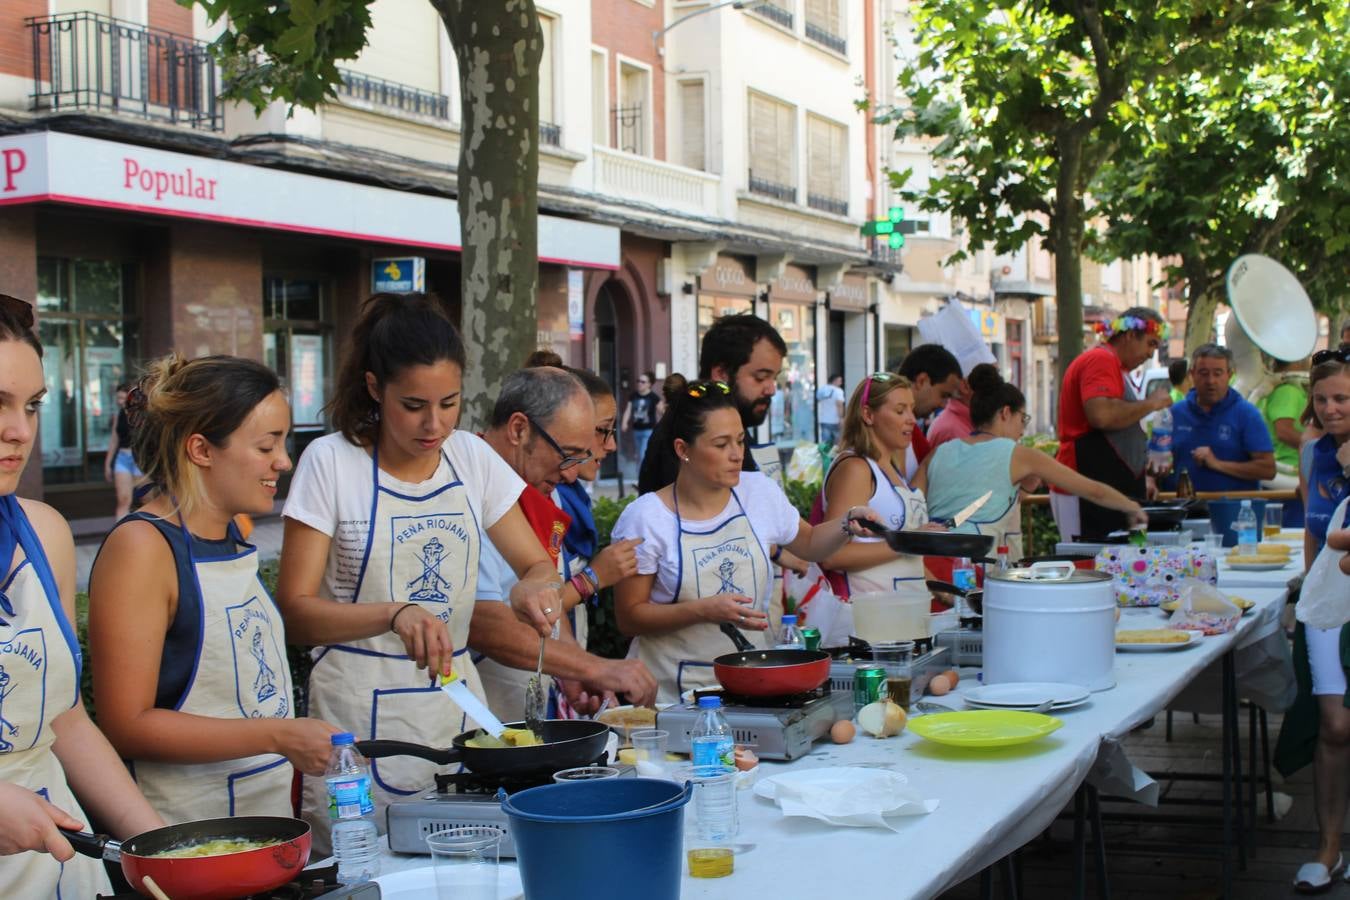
[1313,346,1350,366]
[860,371,896,407]
[0,294,35,330]
[686,381,731,398]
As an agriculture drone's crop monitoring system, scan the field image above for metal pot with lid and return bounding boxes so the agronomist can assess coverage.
[983,561,1117,691]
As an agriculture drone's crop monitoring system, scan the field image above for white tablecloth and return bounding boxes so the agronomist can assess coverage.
[364,588,1291,900]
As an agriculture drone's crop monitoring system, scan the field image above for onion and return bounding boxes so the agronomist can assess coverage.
[857,700,907,738]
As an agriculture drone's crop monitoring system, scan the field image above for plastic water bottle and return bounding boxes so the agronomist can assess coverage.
[1235,500,1258,551]
[326,732,380,884]
[775,614,804,649]
[690,697,735,770]
[952,557,977,593]
[1148,407,1174,475]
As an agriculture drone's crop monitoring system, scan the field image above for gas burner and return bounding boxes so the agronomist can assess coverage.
[692,685,829,708]
[98,863,341,899]
[432,751,611,795]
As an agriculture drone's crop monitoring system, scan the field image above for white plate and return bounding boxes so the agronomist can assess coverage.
[375,864,524,899]
[965,695,1091,712]
[1115,635,1197,652]
[1225,561,1290,571]
[963,682,1090,709]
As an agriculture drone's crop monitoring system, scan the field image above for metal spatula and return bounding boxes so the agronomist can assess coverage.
[524,619,558,736]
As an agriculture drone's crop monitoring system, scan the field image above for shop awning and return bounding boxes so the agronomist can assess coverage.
[0,131,619,270]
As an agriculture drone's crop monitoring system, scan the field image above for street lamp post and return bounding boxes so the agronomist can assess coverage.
[652,0,768,52]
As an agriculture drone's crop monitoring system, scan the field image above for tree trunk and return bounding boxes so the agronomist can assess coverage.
[1052,131,1086,384]
[436,0,542,429]
[1181,256,1218,355]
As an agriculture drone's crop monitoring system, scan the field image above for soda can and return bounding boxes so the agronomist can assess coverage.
[853,664,887,713]
[800,627,821,651]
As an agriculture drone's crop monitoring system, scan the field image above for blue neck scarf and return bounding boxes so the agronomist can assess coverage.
[556,481,597,562]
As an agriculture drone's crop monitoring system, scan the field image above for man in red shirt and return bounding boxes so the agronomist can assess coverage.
[1053,308,1173,540]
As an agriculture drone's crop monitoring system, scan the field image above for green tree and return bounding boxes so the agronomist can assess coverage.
[884,0,1310,380]
[1092,4,1350,351]
[189,0,542,425]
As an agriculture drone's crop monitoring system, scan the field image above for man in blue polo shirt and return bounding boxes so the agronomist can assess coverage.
[1169,343,1276,492]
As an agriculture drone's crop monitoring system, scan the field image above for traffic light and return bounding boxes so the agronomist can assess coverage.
[861,207,905,248]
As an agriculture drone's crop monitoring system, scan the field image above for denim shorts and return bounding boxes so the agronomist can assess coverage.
[113,448,143,478]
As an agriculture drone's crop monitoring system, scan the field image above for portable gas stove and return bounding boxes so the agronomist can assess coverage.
[97,863,380,899]
[657,687,849,761]
[384,755,626,857]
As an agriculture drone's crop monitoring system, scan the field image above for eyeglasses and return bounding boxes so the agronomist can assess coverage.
[1313,346,1350,366]
[1020,412,1032,426]
[526,415,593,471]
[0,294,35,330]
[686,381,731,398]
[860,372,896,407]
[595,425,617,444]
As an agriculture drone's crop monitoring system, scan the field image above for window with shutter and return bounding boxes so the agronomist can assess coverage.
[804,0,845,53]
[748,92,796,202]
[680,81,706,171]
[806,114,846,215]
[538,14,559,146]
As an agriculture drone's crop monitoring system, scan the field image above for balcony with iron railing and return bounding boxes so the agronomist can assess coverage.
[26,12,221,131]
[748,171,797,204]
[807,192,848,217]
[335,69,450,122]
[804,21,847,55]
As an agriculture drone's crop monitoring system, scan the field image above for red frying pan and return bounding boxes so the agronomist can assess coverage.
[62,816,310,900]
[712,623,831,696]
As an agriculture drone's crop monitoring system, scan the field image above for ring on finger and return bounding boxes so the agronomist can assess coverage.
[543,607,553,615]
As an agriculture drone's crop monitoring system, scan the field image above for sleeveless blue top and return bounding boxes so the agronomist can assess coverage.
[1305,434,1350,552]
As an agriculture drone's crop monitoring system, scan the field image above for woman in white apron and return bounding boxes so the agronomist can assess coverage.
[277,294,561,853]
[919,365,1146,556]
[0,294,161,895]
[816,373,934,605]
[87,355,340,826]
[611,381,878,704]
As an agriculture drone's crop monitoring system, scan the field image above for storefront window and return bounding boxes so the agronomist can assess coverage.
[264,277,332,478]
[768,302,816,449]
[36,258,139,485]
[697,294,754,346]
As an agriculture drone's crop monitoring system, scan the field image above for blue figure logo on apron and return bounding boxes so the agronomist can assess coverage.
[693,538,759,604]
[389,514,471,617]
[227,598,289,719]
[0,627,47,754]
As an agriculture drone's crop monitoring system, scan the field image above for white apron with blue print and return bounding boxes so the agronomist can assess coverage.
[749,443,784,489]
[836,455,930,596]
[0,498,110,897]
[302,450,481,855]
[131,520,295,825]
[632,489,772,706]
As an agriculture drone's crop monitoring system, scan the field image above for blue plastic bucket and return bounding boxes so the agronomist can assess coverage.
[502,777,693,900]
[1207,499,1267,548]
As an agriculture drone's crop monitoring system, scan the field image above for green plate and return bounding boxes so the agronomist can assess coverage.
[908,710,1063,749]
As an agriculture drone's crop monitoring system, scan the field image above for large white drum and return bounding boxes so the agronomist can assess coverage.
[982,563,1117,692]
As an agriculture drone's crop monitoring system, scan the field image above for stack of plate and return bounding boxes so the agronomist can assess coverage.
[962,682,1091,712]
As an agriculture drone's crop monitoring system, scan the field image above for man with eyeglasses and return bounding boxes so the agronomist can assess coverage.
[1165,343,1275,494]
[471,367,658,717]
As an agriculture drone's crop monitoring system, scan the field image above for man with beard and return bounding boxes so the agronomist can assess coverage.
[639,314,788,493]
[895,344,964,473]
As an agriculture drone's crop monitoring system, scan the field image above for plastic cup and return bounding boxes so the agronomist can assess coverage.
[1264,503,1284,537]
[552,765,621,783]
[1204,533,1224,554]
[427,826,503,900]
[631,729,669,777]
[870,641,914,666]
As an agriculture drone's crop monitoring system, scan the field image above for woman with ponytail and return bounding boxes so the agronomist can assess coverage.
[88,355,340,826]
[0,295,161,895]
[919,364,1145,556]
[611,381,880,704]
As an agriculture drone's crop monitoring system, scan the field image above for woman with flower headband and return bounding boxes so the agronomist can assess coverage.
[611,381,880,704]
[1052,307,1173,540]
[0,294,162,895]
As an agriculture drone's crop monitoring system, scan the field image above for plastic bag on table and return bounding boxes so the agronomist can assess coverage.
[1296,497,1350,630]
[1165,577,1240,635]
[783,562,852,648]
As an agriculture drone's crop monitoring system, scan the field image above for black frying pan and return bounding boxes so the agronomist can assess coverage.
[358,719,610,779]
[854,520,996,562]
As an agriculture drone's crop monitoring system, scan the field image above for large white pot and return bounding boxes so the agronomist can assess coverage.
[983,562,1116,691]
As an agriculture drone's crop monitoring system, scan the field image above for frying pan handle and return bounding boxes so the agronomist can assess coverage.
[718,622,756,652]
[852,518,887,536]
[356,739,460,766]
[926,579,965,597]
[59,828,119,862]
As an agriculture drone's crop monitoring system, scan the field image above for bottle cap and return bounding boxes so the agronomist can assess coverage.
[781,614,797,624]
[997,546,1010,554]
[697,696,723,709]
[330,732,355,746]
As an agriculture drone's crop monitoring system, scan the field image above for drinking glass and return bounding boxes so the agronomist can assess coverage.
[631,729,669,777]
[552,765,620,783]
[1264,503,1284,538]
[1204,533,1225,555]
[427,826,503,900]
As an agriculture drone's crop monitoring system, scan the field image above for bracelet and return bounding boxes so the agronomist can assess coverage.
[770,546,783,563]
[388,603,415,633]
[582,565,600,592]
[569,572,596,600]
